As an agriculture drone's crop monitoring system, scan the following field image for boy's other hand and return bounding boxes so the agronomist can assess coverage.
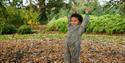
[85,8,91,14]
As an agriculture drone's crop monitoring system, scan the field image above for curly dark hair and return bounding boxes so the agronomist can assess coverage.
[70,13,83,24]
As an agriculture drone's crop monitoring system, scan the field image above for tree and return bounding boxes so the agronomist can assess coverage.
[102,0,125,15]
[37,0,69,24]
[0,0,8,20]
[119,0,125,15]
[37,0,47,24]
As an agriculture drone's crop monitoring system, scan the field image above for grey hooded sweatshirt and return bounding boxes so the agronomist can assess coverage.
[64,14,90,63]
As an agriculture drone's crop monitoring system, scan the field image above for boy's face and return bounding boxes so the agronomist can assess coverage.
[70,17,80,26]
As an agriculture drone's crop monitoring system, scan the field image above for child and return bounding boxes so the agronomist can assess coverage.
[64,9,90,63]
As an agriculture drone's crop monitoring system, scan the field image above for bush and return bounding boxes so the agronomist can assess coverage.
[6,13,24,28]
[19,9,39,25]
[47,14,125,34]
[0,23,17,34]
[47,17,68,32]
[18,25,32,34]
[86,14,125,34]
[6,7,25,28]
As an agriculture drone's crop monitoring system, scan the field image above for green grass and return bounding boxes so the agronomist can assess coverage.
[0,32,125,44]
[83,34,125,44]
[0,33,65,40]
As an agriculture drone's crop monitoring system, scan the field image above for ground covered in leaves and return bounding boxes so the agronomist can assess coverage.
[0,39,125,63]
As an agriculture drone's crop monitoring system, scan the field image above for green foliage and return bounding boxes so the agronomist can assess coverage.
[47,14,125,34]
[0,3,7,17]
[19,9,39,25]
[1,6,39,26]
[48,9,69,21]
[7,14,24,28]
[47,17,68,32]
[38,0,71,23]
[18,25,32,34]
[119,1,125,15]
[102,0,125,15]
[1,7,25,28]
[0,23,17,34]
[87,14,125,34]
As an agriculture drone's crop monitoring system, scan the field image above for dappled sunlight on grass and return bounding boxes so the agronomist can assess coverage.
[0,33,124,44]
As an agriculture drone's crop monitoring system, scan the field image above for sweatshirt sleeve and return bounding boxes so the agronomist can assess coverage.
[67,16,71,30]
[79,14,90,35]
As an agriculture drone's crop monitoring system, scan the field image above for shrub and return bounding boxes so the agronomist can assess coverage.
[86,14,125,34]
[5,7,25,28]
[47,14,125,34]
[19,9,39,25]
[0,23,17,34]
[18,25,32,34]
[47,16,68,32]
[7,13,24,28]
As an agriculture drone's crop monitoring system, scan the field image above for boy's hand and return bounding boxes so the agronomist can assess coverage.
[85,8,91,14]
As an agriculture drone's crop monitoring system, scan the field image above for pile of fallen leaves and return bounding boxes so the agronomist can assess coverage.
[0,39,125,63]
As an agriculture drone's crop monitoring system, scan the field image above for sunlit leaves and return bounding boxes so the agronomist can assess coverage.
[0,39,124,63]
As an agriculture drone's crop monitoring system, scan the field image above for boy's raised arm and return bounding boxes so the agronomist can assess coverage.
[67,16,71,30]
[79,14,90,35]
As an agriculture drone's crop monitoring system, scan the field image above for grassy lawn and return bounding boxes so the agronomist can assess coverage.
[0,32,125,44]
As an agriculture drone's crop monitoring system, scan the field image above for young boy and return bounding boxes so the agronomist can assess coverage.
[64,9,90,63]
